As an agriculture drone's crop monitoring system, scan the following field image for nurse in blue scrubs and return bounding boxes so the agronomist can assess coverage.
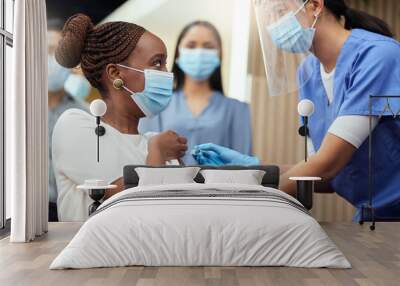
[195,0,400,221]
[139,21,253,165]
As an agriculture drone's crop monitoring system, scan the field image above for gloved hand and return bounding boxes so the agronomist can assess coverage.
[192,148,225,166]
[192,143,260,166]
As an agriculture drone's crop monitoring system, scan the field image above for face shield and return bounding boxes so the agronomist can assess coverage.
[254,0,317,96]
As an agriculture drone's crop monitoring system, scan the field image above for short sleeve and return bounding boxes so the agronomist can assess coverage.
[339,42,400,116]
[328,115,379,148]
[229,101,253,155]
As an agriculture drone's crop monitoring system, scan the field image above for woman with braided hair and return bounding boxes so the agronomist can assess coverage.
[52,14,188,221]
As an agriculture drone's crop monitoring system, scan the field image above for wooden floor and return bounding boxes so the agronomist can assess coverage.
[0,222,399,286]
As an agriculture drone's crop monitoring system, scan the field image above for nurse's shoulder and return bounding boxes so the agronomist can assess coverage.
[352,29,400,63]
[352,28,398,43]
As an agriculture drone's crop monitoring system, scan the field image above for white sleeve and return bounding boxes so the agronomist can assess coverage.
[53,112,171,221]
[328,116,379,148]
[306,116,379,156]
[52,109,101,221]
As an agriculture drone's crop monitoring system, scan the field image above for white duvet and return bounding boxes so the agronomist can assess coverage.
[50,183,351,269]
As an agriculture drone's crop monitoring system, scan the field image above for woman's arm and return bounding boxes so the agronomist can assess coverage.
[280,133,357,196]
[103,177,124,199]
[146,142,167,166]
[279,164,293,174]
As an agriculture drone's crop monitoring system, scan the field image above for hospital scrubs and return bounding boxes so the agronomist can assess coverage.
[139,90,253,165]
[298,29,400,221]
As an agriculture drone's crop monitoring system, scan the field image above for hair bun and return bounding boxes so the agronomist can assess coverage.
[55,13,94,68]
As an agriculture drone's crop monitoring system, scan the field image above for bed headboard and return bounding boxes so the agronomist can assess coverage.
[123,165,280,189]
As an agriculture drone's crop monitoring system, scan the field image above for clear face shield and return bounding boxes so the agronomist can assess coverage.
[254,0,317,96]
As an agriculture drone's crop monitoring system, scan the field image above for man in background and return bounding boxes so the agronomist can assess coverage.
[47,19,89,221]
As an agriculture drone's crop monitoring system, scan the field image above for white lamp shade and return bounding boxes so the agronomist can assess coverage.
[90,99,107,117]
[297,99,315,117]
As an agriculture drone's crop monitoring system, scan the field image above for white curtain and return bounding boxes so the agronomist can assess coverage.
[7,0,48,242]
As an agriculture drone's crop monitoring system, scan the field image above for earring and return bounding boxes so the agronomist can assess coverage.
[113,78,124,90]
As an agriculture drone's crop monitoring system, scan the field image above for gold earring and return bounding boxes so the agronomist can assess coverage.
[113,78,124,90]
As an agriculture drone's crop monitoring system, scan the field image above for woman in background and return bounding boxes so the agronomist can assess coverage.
[139,21,253,165]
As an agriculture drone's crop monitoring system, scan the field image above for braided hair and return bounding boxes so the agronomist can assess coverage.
[55,14,146,91]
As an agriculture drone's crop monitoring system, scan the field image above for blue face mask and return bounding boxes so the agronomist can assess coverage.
[267,1,319,53]
[177,48,220,81]
[64,74,91,100]
[117,64,174,117]
[48,55,71,92]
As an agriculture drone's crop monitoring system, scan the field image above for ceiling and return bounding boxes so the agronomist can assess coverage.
[46,0,128,28]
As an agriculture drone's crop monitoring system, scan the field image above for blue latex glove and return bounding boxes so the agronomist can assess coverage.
[192,143,260,166]
[192,148,225,166]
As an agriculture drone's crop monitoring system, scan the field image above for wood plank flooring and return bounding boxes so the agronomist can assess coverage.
[0,222,399,286]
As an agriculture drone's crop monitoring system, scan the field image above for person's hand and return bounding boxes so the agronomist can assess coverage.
[192,148,225,166]
[149,131,188,161]
[193,143,260,166]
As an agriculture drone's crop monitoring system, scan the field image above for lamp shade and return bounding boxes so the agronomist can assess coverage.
[90,99,107,117]
[297,99,315,117]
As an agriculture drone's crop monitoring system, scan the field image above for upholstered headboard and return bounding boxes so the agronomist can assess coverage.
[123,165,280,190]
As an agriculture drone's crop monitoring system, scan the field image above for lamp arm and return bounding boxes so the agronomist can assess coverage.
[304,116,308,162]
[96,116,100,162]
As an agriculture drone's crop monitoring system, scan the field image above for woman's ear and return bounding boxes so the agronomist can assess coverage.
[106,64,121,82]
[306,0,324,21]
[309,0,324,14]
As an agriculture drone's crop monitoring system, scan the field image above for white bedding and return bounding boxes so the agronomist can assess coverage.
[50,183,351,269]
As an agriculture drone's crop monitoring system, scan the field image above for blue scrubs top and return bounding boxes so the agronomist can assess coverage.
[298,29,400,221]
[139,90,253,165]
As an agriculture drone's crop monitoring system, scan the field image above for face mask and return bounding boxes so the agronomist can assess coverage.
[48,55,71,92]
[267,0,319,53]
[117,64,174,117]
[177,48,220,81]
[64,74,91,100]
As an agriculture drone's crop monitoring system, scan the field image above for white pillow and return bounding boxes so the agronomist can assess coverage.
[136,167,201,186]
[200,169,266,185]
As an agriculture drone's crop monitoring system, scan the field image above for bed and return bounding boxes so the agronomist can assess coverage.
[50,165,350,269]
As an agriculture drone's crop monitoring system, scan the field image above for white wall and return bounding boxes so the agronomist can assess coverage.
[228,0,251,102]
[105,0,251,100]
